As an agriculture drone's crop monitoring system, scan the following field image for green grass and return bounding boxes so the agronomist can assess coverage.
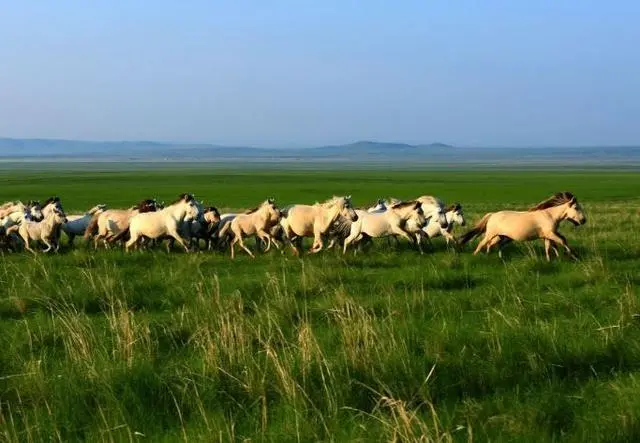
[0,168,639,442]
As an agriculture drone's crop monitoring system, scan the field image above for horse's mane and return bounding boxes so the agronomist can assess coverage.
[0,201,16,209]
[391,200,418,210]
[243,206,260,214]
[416,195,444,208]
[205,206,219,215]
[320,196,349,208]
[136,199,156,209]
[528,192,576,211]
[26,200,41,207]
[43,196,60,206]
[168,193,194,206]
[446,203,462,212]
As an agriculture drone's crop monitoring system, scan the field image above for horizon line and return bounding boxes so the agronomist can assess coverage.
[1,136,639,150]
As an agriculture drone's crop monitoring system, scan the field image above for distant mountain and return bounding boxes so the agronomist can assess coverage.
[0,137,639,165]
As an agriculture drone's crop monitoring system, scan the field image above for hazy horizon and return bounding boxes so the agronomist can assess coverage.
[2,1,639,148]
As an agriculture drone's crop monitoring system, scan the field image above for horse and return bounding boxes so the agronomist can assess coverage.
[85,199,158,248]
[183,206,221,250]
[458,192,586,260]
[342,200,427,254]
[422,203,465,245]
[325,199,390,250]
[0,201,43,233]
[62,204,107,246]
[218,199,282,258]
[124,193,201,252]
[0,201,21,219]
[6,207,67,254]
[280,196,358,255]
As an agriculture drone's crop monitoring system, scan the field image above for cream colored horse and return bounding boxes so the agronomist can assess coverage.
[85,199,157,248]
[6,207,67,254]
[0,202,43,232]
[342,201,427,253]
[458,192,586,260]
[0,201,20,219]
[125,194,201,252]
[280,196,358,255]
[62,204,107,245]
[219,199,282,258]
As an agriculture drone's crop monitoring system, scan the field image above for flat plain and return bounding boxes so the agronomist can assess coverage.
[0,168,639,442]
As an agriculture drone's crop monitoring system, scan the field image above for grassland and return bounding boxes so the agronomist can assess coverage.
[0,168,639,442]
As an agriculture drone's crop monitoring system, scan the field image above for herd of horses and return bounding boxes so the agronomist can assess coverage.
[0,192,586,261]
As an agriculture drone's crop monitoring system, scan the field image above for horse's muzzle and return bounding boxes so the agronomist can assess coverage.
[351,214,359,222]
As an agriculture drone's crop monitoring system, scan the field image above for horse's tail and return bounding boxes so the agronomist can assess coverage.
[5,225,19,236]
[109,227,130,244]
[84,213,100,240]
[458,212,492,246]
[217,220,232,239]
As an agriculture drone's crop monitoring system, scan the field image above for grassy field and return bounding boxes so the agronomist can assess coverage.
[0,168,639,442]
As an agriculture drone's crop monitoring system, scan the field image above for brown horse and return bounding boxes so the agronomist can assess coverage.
[458,192,586,261]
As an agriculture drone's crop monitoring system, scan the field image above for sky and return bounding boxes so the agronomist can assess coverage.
[0,1,639,148]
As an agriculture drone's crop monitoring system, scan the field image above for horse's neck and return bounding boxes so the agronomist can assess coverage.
[541,204,568,225]
[166,204,187,221]
[320,205,340,229]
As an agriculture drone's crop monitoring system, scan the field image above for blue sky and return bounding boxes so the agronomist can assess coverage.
[1,1,638,147]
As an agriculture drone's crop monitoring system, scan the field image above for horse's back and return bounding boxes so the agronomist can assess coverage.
[486,210,542,240]
[285,205,316,235]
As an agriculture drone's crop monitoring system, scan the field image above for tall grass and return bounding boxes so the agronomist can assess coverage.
[0,169,638,441]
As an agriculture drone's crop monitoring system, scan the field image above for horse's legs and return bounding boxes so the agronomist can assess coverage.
[547,231,577,260]
[309,231,324,254]
[343,229,361,254]
[414,232,424,255]
[41,238,53,253]
[485,235,502,254]
[442,230,456,246]
[68,233,75,247]
[544,239,553,261]
[389,225,414,244]
[256,230,273,252]
[496,236,512,259]
[125,233,140,252]
[21,234,36,255]
[473,234,493,255]
[235,235,255,258]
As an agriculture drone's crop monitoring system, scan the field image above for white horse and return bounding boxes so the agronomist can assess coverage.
[280,196,358,255]
[62,204,107,245]
[125,193,201,252]
[343,201,427,253]
[422,203,465,245]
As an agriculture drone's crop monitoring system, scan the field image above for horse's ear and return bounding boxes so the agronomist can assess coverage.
[569,196,576,205]
[414,201,421,209]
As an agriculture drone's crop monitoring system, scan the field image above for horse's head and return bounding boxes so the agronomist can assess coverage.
[42,197,65,218]
[565,196,586,226]
[90,204,107,215]
[27,201,44,221]
[52,207,67,224]
[204,207,221,224]
[341,195,358,222]
[448,203,465,227]
[182,198,200,222]
[263,198,282,221]
[410,202,428,229]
